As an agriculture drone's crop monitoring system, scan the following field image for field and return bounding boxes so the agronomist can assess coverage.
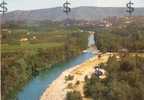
[1,43,64,53]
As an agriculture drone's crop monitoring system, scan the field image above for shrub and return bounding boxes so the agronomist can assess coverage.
[65,75,74,81]
[67,83,73,89]
[66,90,82,100]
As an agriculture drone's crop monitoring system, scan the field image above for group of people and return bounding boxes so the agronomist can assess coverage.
[93,65,107,79]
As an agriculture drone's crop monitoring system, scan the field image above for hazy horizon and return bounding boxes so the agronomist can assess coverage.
[5,0,144,11]
[6,6,144,12]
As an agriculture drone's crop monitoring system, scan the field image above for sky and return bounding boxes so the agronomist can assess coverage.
[4,0,144,11]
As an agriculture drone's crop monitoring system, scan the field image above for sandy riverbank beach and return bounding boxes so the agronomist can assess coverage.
[40,53,111,100]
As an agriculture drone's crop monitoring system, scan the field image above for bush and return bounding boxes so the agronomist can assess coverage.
[65,75,74,81]
[75,80,80,85]
[66,91,82,100]
[67,83,73,89]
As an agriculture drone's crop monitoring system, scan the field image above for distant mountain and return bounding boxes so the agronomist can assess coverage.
[1,7,144,22]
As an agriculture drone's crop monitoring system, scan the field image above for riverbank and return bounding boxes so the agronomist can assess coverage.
[1,44,81,100]
[17,53,93,100]
[40,53,111,100]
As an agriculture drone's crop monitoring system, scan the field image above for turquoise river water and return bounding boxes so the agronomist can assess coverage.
[17,53,93,100]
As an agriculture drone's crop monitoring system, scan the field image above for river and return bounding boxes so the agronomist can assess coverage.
[17,52,93,100]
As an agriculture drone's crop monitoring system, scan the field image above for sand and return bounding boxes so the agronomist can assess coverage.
[40,53,112,100]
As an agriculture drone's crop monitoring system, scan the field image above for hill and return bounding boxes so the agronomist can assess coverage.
[1,7,144,23]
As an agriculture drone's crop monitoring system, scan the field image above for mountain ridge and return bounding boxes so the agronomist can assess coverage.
[1,7,144,22]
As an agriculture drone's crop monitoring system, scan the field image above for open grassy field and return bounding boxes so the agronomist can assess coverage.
[1,43,64,53]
